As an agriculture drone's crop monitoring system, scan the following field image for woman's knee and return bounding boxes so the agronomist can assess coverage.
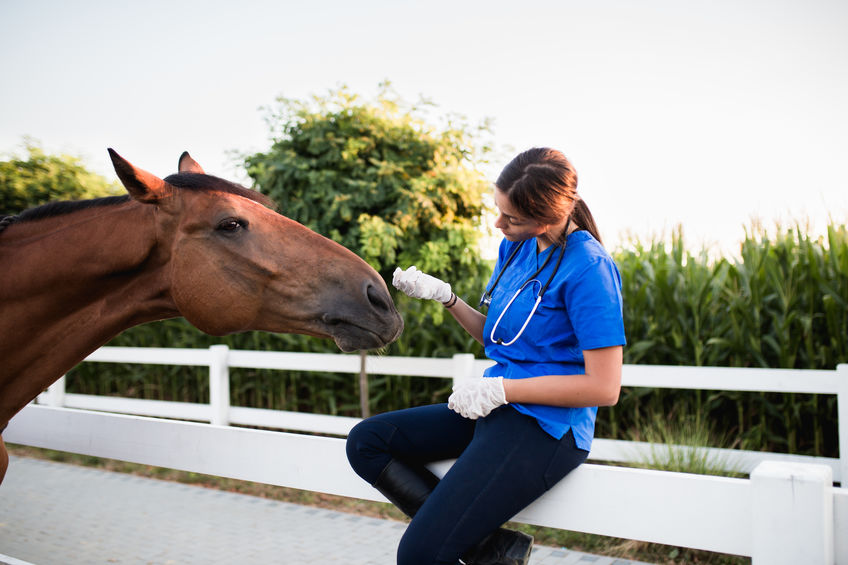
[345,418,395,482]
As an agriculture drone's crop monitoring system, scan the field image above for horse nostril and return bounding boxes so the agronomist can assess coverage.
[366,283,390,312]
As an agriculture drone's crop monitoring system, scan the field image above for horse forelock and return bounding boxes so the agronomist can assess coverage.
[163,173,278,211]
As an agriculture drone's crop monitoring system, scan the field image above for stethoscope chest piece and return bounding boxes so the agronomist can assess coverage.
[482,236,568,346]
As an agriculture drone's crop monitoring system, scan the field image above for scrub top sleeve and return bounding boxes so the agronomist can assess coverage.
[565,256,626,350]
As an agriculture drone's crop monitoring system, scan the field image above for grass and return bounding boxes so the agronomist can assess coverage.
[7,443,749,565]
[626,415,747,478]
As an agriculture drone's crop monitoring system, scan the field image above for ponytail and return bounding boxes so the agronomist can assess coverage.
[571,198,603,245]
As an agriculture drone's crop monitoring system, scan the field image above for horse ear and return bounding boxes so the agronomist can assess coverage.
[178,151,205,174]
[108,148,171,203]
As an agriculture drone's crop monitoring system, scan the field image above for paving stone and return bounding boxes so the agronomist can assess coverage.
[0,456,655,565]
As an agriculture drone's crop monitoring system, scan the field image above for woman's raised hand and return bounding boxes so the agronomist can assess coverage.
[392,266,452,303]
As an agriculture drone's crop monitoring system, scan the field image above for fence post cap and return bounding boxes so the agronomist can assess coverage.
[751,460,833,483]
[751,460,834,564]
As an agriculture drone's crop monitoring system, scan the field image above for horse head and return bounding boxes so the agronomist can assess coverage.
[109,149,403,351]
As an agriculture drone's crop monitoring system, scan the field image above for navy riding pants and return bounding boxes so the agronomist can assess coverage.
[345,403,588,565]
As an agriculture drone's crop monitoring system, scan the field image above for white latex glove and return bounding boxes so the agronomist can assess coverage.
[448,376,508,419]
[392,266,452,303]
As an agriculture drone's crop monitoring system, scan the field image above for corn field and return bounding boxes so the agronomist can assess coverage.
[604,222,847,457]
[66,221,847,458]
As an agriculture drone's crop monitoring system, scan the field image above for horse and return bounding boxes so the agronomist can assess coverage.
[0,149,404,485]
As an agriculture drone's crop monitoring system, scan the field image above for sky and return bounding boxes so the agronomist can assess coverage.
[1,0,846,257]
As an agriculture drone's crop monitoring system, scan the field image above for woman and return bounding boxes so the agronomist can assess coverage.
[346,147,626,565]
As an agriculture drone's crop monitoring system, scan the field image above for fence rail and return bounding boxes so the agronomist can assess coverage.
[38,346,848,483]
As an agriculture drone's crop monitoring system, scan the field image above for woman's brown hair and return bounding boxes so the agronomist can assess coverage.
[495,147,602,245]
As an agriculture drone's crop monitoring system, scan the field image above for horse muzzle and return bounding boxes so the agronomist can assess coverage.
[320,282,404,351]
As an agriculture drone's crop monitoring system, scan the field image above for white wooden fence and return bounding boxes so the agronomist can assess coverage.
[6,346,848,564]
[34,345,848,483]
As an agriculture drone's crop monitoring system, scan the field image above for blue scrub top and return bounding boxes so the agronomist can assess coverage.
[482,230,626,451]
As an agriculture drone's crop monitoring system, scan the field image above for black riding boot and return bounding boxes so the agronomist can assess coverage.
[372,459,533,565]
[373,458,440,517]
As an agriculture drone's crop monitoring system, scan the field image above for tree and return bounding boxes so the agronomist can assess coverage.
[245,84,495,356]
[0,141,121,216]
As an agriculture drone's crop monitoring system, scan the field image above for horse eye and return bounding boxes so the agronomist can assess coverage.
[217,218,246,232]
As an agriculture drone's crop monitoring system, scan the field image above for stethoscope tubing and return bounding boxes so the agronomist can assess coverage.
[479,240,525,308]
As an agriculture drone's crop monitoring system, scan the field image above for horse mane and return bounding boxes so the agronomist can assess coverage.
[0,174,277,233]
[12,196,132,225]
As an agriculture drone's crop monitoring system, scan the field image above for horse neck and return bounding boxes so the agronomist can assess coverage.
[0,201,179,425]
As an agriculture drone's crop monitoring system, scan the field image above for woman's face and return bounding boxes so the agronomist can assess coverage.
[493,188,548,242]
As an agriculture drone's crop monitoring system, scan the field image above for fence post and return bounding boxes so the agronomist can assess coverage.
[359,351,370,418]
[751,461,833,565]
[837,364,848,487]
[451,354,476,389]
[44,375,67,407]
[209,345,230,426]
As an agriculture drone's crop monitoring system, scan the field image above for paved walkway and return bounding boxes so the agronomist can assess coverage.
[0,456,653,565]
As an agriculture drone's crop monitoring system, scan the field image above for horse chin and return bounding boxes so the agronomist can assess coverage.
[328,317,404,352]
[331,330,390,352]
[333,338,365,353]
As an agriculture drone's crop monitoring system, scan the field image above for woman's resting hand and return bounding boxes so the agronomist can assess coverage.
[448,376,507,419]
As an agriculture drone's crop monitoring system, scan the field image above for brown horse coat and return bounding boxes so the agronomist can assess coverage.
[0,150,403,484]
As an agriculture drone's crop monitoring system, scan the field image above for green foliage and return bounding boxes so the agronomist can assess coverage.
[616,222,848,370]
[616,226,731,368]
[242,83,494,354]
[0,140,121,215]
[598,221,847,458]
[245,84,492,289]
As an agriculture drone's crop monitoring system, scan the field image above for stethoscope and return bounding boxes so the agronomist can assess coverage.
[479,220,570,346]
